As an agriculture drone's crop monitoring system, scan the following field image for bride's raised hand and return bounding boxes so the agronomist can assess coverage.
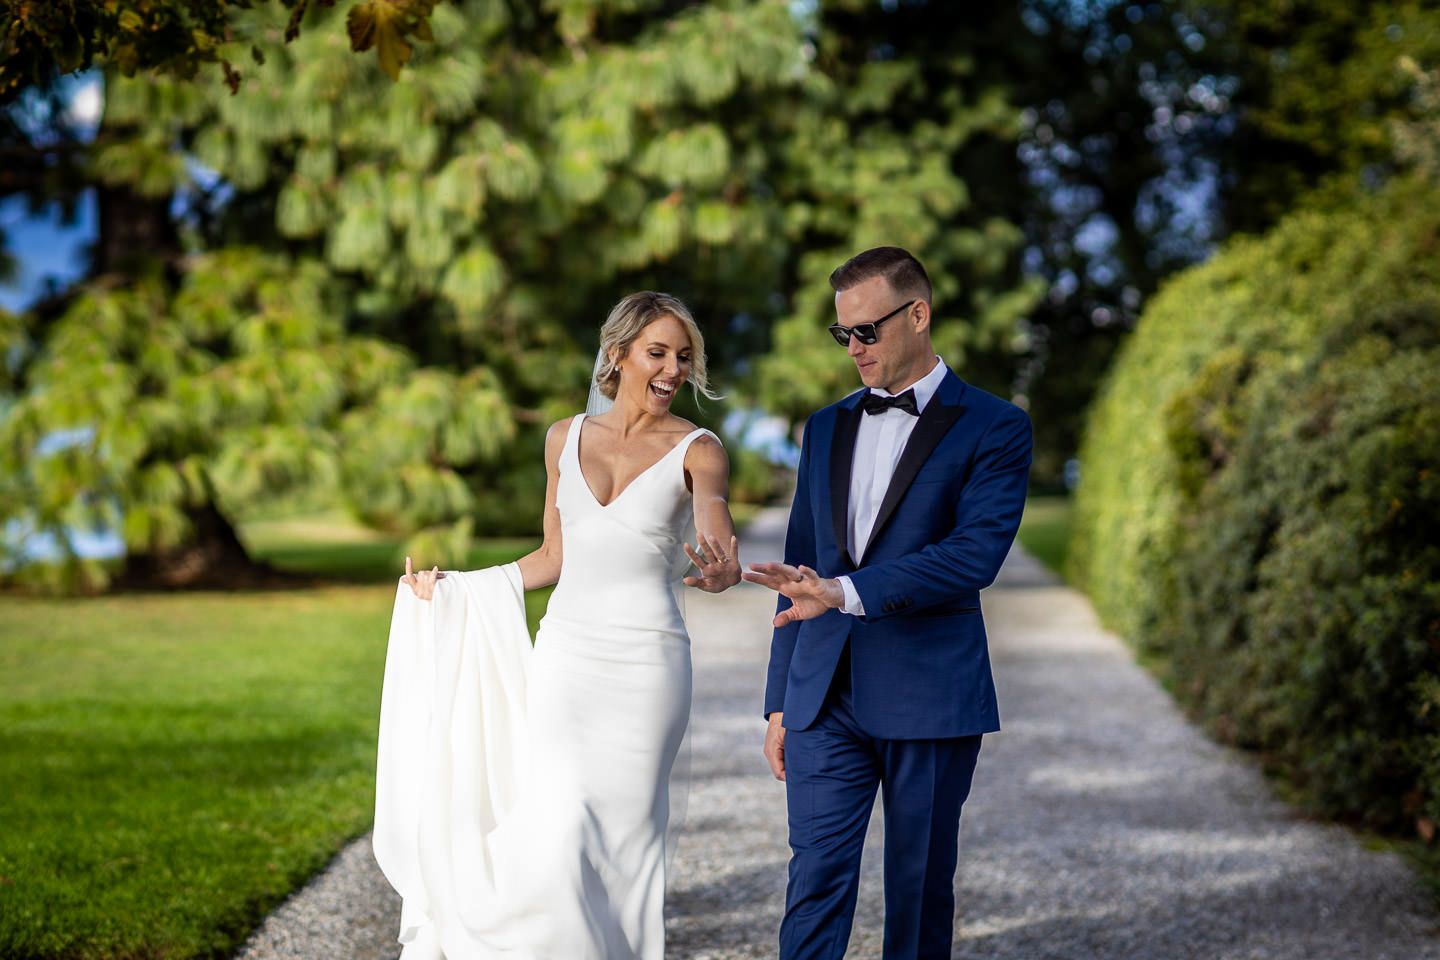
[402,555,446,600]
[683,533,740,593]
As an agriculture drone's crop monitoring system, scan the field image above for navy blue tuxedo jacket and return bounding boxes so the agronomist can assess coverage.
[763,369,1032,739]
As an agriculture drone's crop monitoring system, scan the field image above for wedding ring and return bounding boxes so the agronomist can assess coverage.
[792,575,804,582]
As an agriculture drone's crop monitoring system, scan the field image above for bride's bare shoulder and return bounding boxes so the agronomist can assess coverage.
[544,416,579,462]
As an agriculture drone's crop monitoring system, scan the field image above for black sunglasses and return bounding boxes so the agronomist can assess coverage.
[828,300,916,346]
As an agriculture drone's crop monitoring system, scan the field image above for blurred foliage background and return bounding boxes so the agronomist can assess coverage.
[8,0,1434,593]
[2,0,1055,589]
[2,0,1440,935]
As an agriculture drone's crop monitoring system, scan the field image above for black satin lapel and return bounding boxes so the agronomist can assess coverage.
[829,405,860,569]
[865,401,967,555]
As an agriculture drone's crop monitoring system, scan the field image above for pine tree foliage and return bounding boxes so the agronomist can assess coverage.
[99,0,805,337]
[750,3,1044,422]
[9,0,814,585]
[7,0,1047,588]
[0,250,413,589]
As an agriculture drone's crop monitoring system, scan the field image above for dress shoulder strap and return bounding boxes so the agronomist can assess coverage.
[560,413,587,466]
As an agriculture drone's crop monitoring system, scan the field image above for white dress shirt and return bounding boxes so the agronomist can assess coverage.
[836,356,948,616]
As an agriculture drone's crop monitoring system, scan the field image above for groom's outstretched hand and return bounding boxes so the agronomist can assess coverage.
[742,562,844,626]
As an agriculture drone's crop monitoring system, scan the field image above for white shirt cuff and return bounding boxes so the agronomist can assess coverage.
[837,575,865,616]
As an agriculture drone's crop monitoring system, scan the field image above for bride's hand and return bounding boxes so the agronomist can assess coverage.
[402,555,446,600]
[683,533,740,593]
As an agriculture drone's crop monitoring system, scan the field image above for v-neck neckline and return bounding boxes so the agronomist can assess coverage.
[576,416,696,509]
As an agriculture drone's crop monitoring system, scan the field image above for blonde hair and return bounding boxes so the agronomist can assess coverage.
[594,291,719,402]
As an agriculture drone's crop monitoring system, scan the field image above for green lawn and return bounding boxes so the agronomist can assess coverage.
[0,524,543,960]
[1017,494,1073,579]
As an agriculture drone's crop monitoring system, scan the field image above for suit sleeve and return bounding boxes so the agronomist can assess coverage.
[847,403,1032,619]
[763,416,815,717]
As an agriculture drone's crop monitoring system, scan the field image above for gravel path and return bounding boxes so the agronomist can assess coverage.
[236,507,1440,960]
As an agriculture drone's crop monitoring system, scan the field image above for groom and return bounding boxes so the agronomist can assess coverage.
[743,246,1031,959]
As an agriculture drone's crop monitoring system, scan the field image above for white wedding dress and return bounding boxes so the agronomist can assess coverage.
[374,414,716,959]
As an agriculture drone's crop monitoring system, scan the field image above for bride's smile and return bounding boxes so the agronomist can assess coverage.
[616,314,692,413]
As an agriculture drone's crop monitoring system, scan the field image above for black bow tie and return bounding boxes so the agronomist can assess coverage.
[861,389,919,416]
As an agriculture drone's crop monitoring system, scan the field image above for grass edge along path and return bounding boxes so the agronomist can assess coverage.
[1015,494,1072,579]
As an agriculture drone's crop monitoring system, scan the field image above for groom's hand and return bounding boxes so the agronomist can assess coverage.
[764,713,786,781]
[742,562,844,626]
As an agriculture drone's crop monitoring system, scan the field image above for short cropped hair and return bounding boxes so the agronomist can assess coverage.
[594,291,719,402]
[828,246,932,304]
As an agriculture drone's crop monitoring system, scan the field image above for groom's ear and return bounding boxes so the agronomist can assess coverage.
[913,299,932,334]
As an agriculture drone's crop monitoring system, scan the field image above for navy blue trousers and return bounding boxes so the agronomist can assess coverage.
[779,652,983,960]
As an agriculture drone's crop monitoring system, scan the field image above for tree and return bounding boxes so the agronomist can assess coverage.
[2,0,811,589]
[996,0,1440,487]
[0,251,414,591]
[0,0,444,100]
[997,1,1243,486]
[1183,0,1440,232]
[748,0,1045,426]
[3,0,1066,591]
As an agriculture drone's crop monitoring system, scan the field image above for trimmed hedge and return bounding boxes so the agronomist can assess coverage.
[1071,173,1440,834]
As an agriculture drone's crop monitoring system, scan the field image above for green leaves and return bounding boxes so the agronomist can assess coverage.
[336,365,515,536]
[635,125,731,189]
[1,1,240,101]
[440,243,506,317]
[744,4,1043,422]
[0,307,29,393]
[15,0,1050,588]
[0,250,413,588]
[326,203,391,271]
[1188,0,1440,234]
[0,0,454,103]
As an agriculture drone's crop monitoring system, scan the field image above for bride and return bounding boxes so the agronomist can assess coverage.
[374,291,742,959]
